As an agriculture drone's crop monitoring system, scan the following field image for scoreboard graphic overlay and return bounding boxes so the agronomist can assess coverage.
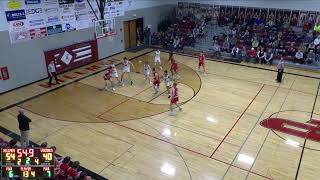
[1,148,55,178]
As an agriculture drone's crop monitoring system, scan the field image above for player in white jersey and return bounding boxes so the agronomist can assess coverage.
[110,63,121,85]
[154,49,162,69]
[163,70,172,98]
[142,61,151,84]
[120,57,134,86]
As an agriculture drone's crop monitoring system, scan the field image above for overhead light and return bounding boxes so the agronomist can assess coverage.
[238,154,254,165]
[161,163,176,176]
[207,116,217,123]
[285,139,299,148]
[162,128,171,136]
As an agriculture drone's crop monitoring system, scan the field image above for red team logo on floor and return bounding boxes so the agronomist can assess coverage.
[260,117,320,142]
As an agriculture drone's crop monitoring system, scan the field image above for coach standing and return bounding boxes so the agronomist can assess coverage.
[276,58,285,83]
[17,110,32,148]
[48,61,59,87]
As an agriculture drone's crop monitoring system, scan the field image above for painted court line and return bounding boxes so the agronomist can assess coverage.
[96,116,272,180]
[209,84,266,158]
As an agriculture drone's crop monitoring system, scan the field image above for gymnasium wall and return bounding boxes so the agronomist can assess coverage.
[170,0,320,11]
[0,3,173,93]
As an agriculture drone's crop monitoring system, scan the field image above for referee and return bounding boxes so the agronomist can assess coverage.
[276,58,285,83]
[48,60,59,87]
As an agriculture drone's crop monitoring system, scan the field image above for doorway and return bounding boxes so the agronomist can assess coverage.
[123,18,144,49]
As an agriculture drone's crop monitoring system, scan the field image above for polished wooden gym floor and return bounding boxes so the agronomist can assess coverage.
[1,49,320,180]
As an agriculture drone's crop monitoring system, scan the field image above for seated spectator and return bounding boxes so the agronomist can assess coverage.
[67,161,80,180]
[264,49,274,65]
[56,156,71,180]
[241,29,250,38]
[40,142,48,147]
[231,46,239,58]
[308,42,316,52]
[173,37,180,50]
[230,35,237,47]
[257,47,266,64]
[248,48,257,62]
[212,43,221,57]
[294,49,304,64]
[77,171,92,180]
[251,37,259,48]
[222,36,231,52]
[239,47,248,62]
[314,35,320,46]
[304,30,314,44]
[287,47,296,60]
[306,50,316,64]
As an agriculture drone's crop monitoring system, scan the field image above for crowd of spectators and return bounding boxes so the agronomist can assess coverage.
[151,5,208,50]
[0,139,92,180]
[212,9,320,65]
[156,3,320,66]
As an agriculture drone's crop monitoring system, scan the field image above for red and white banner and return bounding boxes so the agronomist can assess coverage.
[30,27,48,39]
[44,40,98,74]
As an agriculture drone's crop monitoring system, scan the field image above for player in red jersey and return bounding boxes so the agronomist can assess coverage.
[56,156,71,180]
[198,51,206,73]
[152,67,160,94]
[100,66,115,91]
[169,82,182,115]
[168,52,179,79]
[67,161,80,179]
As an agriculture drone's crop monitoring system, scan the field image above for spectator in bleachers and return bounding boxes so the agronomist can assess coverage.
[212,42,221,57]
[265,49,274,65]
[230,35,237,47]
[257,47,266,64]
[173,37,180,50]
[67,161,81,180]
[222,36,231,52]
[251,37,259,49]
[287,46,296,60]
[314,35,320,46]
[308,42,316,52]
[239,47,248,62]
[248,48,257,62]
[306,50,316,64]
[304,30,314,44]
[231,46,239,58]
[294,49,304,64]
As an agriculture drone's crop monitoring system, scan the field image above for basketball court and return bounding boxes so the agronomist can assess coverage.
[1,49,320,180]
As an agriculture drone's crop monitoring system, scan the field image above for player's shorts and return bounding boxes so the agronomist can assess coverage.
[123,66,130,73]
[165,81,172,87]
[198,61,204,67]
[170,97,179,104]
[145,70,150,76]
[154,56,161,63]
[112,72,118,78]
[171,64,178,72]
[104,75,111,80]
[153,80,160,86]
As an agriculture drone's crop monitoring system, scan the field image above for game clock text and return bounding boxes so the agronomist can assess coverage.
[1,148,55,178]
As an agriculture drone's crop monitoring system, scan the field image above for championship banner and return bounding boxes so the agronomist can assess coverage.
[44,40,98,74]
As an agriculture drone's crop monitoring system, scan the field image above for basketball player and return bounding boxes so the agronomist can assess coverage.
[143,61,152,83]
[168,52,179,79]
[110,63,121,85]
[152,68,160,94]
[120,57,135,86]
[163,70,172,98]
[101,66,115,91]
[169,82,182,115]
[154,49,162,69]
[198,52,206,73]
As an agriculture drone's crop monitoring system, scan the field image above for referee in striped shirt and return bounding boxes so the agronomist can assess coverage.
[276,58,285,83]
